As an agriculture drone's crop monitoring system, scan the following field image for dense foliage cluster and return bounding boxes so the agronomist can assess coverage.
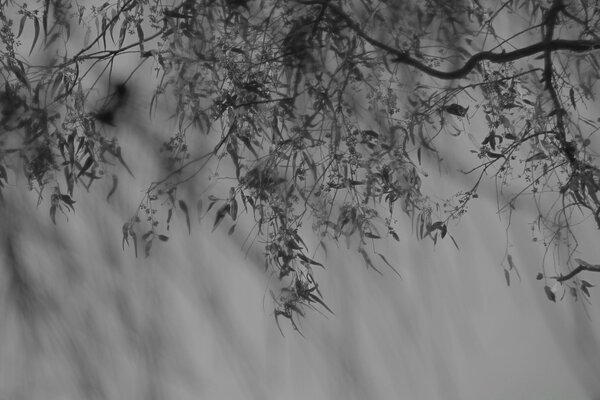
[3,0,600,331]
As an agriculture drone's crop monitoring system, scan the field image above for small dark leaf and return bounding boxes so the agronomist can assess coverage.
[486,151,503,159]
[158,234,169,242]
[144,238,153,257]
[581,284,591,297]
[122,223,130,250]
[131,231,138,258]
[390,230,400,241]
[228,224,236,235]
[507,254,516,271]
[364,231,381,239]
[504,268,510,286]
[42,0,49,37]
[544,285,556,302]
[106,174,118,202]
[50,204,57,224]
[212,203,230,232]
[101,16,108,49]
[179,200,190,234]
[536,272,544,280]
[296,253,325,268]
[60,195,76,211]
[443,104,469,117]
[77,156,94,178]
[526,152,547,162]
[230,198,238,221]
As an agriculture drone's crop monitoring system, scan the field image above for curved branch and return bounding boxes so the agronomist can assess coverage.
[300,0,600,80]
[552,264,600,282]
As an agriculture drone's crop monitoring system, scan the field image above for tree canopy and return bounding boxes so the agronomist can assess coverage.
[2,0,600,331]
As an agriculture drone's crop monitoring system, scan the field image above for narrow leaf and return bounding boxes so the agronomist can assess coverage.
[179,200,191,234]
[296,253,325,269]
[29,17,40,56]
[17,16,26,38]
[158,234,169,242]
[212,203,230,232]
[377,253,402,278]
[230,198,238,221]
[364,232,381,239]
[581,284,591,297]
[106,174,118,202]
[117,19,128,48]
[77,156,94,178]
[504,268,510,286]
[136,23,145,54]
[43,0,49,38]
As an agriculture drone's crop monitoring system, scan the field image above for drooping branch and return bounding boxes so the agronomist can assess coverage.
[298,0,600,80]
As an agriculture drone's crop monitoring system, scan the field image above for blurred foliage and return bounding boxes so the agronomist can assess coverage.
[2,0,600,330]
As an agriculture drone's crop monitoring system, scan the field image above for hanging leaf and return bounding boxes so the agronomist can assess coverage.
[118,19,128,48]
[296,253,325,269]
[212,203,230,231]
[179,200,190,234]
[358,247,382,275]
[229,197,238,221]
[228,224,236,235]
[443,104,469,117]
[101,16,108,49]
[569,87,576,109]
[136,23,145,54]
[507,254,516,270]
[77,156,94,178]
[526,152,547,162]
[8,61,30,90]
[29,17,40,56]
[364,231,381,239]
[504,268,510,286]
[544,285,556,302]
[42,0,49,38]
[109,9,118,43]
[17,15,26,38]
[486,151,504,159]
[581,280,594,297]
[377,253,402,278]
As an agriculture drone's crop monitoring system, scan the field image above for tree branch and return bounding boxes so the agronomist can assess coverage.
[299,0,600,80]
[552,264,600,282]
